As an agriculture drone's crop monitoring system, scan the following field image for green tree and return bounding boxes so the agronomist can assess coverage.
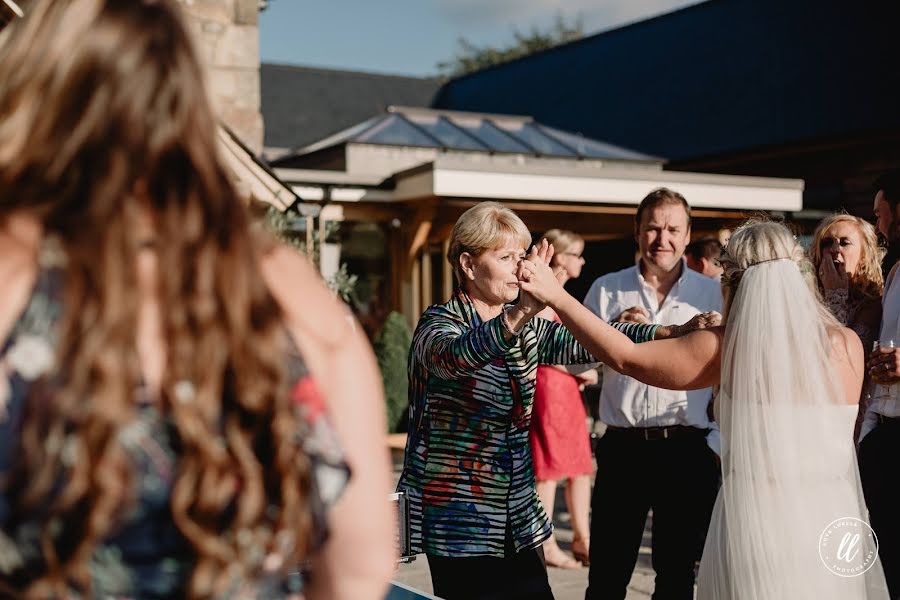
[437,14,583,77]
[374,312,412,433]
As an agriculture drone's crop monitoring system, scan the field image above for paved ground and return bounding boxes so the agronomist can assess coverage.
[391,480,661,600]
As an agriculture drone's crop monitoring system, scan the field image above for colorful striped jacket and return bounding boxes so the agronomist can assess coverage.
[397,290,595,557]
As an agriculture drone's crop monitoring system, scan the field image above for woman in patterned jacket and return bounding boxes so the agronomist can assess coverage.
[396,202,691,600]
[396,202,590,599]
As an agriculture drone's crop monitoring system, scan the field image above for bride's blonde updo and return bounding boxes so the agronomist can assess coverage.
[719,220,835,325]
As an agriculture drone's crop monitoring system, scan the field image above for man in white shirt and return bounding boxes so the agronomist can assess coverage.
[860,168,900,599]
[583,188,722,600]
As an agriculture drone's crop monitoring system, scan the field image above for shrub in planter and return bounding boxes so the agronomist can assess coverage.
[374,311,412,433]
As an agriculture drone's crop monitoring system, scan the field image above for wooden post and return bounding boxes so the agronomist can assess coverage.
[318,210,328,275]
[410,252,421,323]
[442,238,453,303]
[305,215,315,265]
[398,199,438,325]
[421,247,432,310]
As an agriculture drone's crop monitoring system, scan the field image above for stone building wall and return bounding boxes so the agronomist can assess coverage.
[178,0,263,153]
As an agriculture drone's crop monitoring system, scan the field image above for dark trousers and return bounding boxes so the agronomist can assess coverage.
[859,420,900,600]
[585,429,720,600]
[427,545,554,600]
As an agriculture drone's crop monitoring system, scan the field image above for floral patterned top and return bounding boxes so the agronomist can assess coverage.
[0,256,350,598]
[397,290,595,557]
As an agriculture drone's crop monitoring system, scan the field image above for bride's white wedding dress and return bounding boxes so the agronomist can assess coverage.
[695,259,889,600]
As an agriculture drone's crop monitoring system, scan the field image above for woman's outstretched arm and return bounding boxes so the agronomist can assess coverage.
[519,256,723,391]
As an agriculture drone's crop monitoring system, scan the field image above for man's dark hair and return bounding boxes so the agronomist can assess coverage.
[685,237,723,261]
[635,187,691,228]
[874,168,900,209]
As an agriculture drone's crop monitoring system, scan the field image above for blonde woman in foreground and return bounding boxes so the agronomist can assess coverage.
[519,222,889,599]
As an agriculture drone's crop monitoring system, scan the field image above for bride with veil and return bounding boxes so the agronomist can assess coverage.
[519,221,889,599]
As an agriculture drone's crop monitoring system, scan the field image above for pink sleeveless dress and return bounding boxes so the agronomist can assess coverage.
[529,313,594,480]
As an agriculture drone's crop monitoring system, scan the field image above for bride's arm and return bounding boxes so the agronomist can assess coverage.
[550,291,723,390]
[519,255,722,390]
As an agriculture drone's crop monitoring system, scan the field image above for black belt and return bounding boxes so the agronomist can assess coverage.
[604,425,709,441]
[875,413,900,426]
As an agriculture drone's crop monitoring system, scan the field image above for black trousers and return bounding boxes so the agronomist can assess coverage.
[427,544,554,600]
[859,420,900,600]
[585,429,720,600]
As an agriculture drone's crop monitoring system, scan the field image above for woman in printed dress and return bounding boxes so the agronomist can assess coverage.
[0,1,394,598]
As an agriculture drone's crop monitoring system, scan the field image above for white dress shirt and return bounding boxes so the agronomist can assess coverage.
[584,260,723,452]
[860,269,900,439]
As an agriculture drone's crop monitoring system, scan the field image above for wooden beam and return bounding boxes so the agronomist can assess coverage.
[579,232,636,242]
[406,199,438,268]
[429,221,456,244]
[442,198,749,220]
[340,202,408,222]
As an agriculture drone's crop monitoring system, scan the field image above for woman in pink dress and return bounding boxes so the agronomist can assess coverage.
[530,229,596,568]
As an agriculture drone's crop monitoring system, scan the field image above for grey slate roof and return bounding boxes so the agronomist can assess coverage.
[261,63,442,152]
[278,106,658,163]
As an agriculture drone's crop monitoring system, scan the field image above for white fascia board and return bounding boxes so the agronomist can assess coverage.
[290,185,392,202]
[430,169,803,212]
[292,186,325,200]
[2,0,23,17]
[393,169,435,201]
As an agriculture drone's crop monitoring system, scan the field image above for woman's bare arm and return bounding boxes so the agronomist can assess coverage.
[518,257,722,390]
[261,245,395,600]
[550,292,723,390]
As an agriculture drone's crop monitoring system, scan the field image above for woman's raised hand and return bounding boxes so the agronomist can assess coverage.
[818,257,849,291]
[515,240,553,315]
[518,239,566,307]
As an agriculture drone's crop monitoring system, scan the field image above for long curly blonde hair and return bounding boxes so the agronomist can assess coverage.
[810,214,885,301]
[0,0,314,597]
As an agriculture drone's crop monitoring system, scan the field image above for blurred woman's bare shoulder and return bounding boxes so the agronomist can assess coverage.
[257,240,355,357]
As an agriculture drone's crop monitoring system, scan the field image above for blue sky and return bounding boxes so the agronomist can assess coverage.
[259,0,700,77]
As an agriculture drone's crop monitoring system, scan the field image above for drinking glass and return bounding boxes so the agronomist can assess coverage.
[870,339,898,402]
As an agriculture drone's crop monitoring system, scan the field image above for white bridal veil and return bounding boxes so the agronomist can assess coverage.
[696,258,889,599]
